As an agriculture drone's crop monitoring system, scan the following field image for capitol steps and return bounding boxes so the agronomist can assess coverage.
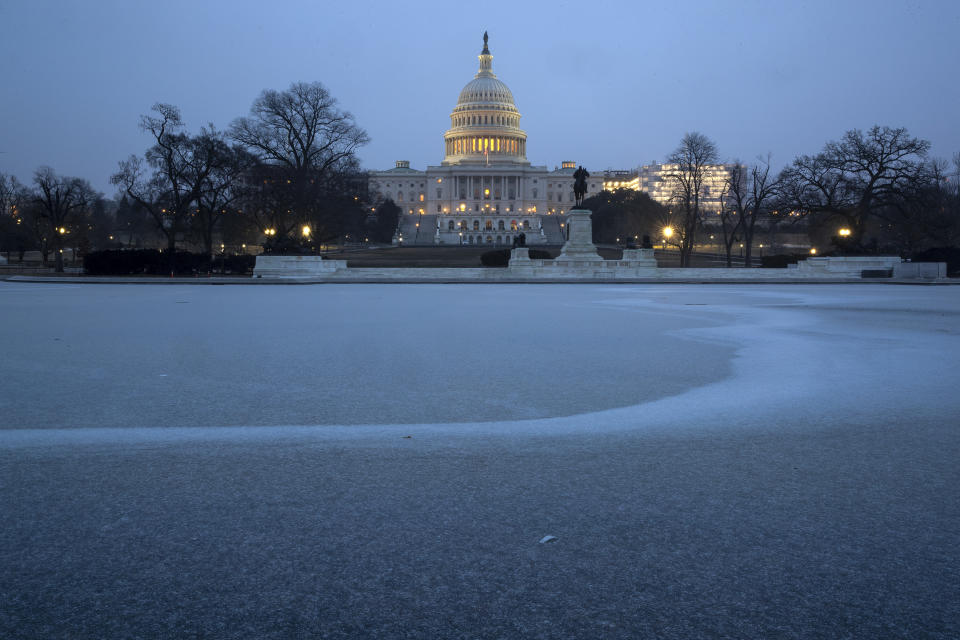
[540,215,567,245]
[397,214,439,245]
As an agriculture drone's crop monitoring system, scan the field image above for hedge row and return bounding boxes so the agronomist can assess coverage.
[911,247,960,276]
[480,248,553,267]
[84,250,256,276]
[760,254,802,269]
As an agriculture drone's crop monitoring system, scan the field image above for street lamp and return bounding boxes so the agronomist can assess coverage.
[662,226,673,249]
[301,225,311,238]
[838,228,852,237]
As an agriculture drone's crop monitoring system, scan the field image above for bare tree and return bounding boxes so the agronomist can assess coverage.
[112,104,217,272]
[32,167,96,272]
[881,158,960,251]
[726,156,779,267]
[715,168,743,267]
[779,126,930,249]
[0,173,27,218]
[666,132,719,267]
[0,173,33,261]
[230,82,370,243]
[192,128,256,257]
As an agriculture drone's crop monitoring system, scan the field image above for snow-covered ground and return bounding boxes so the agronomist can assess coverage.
[1,283,958,638]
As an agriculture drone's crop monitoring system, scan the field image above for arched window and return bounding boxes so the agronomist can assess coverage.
[511,220,518,230]
[498,220,505,230]
[523,220,530,230]
[448,220,454,231]
[496,235,502,245]
[486,235,493,244]
[397,192,403,202]
[485,220,493,230]
[473,220,479,230]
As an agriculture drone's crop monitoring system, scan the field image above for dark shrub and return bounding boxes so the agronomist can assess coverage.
[85,249,162,275]
[262,235,319,256]
[480,248,553,266]
[480,249,511,267]
[761,254,801,269]
[911,247,960,277]
[84,250,256,276]
[223,254,256,274]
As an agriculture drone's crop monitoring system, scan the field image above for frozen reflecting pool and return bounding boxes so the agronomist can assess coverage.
[0,283,741,429]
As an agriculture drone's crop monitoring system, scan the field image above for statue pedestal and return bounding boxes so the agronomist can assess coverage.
[558,209,602,262]
[510,247,531,263]
[620,248,657,268]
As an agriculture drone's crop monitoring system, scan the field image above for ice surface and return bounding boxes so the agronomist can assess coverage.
[1,283,959,638]
[0,283,735,430]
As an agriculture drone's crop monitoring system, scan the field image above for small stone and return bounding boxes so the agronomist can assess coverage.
[538,535,558,544]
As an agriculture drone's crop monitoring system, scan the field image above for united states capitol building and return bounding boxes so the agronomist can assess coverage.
[368,34,603,246]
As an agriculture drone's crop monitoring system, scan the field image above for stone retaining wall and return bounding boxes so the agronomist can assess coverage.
[252,253,948,283]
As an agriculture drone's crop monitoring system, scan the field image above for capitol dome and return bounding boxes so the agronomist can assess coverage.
[456,76,515,109]
[443,33,528,165]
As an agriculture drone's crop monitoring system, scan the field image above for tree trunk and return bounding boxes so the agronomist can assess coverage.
[52,235,64,272]
[743,220,756,267]
[203,226,214,260]
[167,234,177,275]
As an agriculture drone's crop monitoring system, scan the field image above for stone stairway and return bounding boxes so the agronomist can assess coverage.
[541,215,567,245]
[396,214,439,245]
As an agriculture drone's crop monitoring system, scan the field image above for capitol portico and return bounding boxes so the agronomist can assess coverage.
[368,33,602,246]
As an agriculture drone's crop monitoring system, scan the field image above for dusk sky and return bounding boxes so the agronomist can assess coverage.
[1,0,958,195]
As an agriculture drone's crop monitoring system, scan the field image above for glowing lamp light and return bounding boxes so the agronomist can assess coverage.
[301,225,311,237]
[810,247,818,255]
[662,226,674,239]
[838,228,852,237]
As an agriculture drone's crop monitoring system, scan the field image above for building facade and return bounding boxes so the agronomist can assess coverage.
[638,163,737,214]
[600,165,739,215]
[368,34,603,246]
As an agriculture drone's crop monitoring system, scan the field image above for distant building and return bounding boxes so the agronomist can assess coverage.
[368,34,602,246]
[602,170,639,192]
[638,163,738,213]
